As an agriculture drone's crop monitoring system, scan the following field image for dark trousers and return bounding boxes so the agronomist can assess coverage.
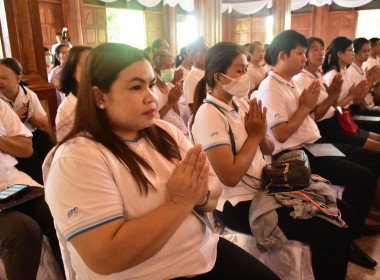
[16,129,55,185]
[303,143,378,237]
[0,196,64,280]
[174,237,280,280]
[350,104,380,134]
[216,199,352,280]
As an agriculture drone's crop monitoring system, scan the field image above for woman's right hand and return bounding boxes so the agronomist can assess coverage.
[167,82,183,106]
[167,145,209,210]
[16,103,28,121]
[299,80,320,112]
[244,98,267,140]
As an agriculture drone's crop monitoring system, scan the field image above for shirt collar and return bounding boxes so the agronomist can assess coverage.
[268,71,295,89]
[350,62,365,76]
[191,67,205,74]
[204,93,240,113]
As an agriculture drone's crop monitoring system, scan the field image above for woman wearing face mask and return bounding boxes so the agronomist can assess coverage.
[44,47,53,76]
[43,43,280,280]
[191,42,353,280]
[153,50,190,136]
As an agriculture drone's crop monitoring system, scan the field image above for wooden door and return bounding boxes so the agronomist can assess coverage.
[82,5,107,47]
[39,0,64,50]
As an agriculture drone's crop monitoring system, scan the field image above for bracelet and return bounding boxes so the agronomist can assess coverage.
[195,190,210,208]
[0,132,2,140]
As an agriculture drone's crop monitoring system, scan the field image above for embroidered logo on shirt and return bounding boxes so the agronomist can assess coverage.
[274,113,279,117]
[211,132,219,137]
[68,207,78,218]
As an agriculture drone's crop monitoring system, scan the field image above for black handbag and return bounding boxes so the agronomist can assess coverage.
[263,150,311,193]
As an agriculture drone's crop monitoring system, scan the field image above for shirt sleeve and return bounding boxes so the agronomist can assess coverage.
[191,105,231,151]
[184,74,197,105]
[45,141,125,241]
[259,87,289,129]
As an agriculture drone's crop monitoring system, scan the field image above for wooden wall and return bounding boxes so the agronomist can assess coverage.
[39,0,64,50]
[223,4,362,47]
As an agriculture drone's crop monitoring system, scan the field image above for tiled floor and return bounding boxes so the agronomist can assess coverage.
[346,218,380,279]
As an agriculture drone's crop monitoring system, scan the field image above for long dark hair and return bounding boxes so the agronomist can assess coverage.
[190,42,245,129]
[59,46,92,96]
[322,36,352,73]
[53,44,69,67]
[59,43,181,195]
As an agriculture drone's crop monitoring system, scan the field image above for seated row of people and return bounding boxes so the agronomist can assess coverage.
[2,31,379,279]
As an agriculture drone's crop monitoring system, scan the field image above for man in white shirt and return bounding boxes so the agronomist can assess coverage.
[183,37,209,113]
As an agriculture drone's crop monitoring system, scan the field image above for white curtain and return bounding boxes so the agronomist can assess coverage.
[221,0,272,14]
[99,0,373,11]
[291,0,372,10]
[164,0,194,12]
[332,0,373,7]
[136,0,162,7]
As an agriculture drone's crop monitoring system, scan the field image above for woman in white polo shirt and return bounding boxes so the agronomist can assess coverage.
[191,41,352,280]
[323,36,380,137]
[0,99,64,279]
[0,58,54,184]
[43,43,279,280]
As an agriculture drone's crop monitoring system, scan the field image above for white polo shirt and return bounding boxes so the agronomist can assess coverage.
[324,69,352,108]
[0,85,47,132]
[184,67,205,105]
[48,66,65,105]
[43,119,218,280]
[56,92,77,142]
[255,71,321,155]
[191,94,265,211]
[0,99,40,190]
[362,56,380,71]
[294,69,335,121]
[347,62,375,106]
[247,62,267,91]
[155,84,190,137]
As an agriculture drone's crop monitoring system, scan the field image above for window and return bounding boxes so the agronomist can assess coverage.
[176,14,198,54]
[107,8,145,49]
[356,10,380,39]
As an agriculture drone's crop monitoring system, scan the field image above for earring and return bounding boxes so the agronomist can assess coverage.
[99,104,105,109]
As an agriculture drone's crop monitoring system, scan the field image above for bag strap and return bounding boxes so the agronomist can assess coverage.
[205,101,262,189]
[205,101,236,155]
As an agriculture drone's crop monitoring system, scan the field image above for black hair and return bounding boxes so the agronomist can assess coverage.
[305,37,324,66]
[59,46,92,97]
[322,36,352,73]
[353,37,369,54]
[152,39,164,53]
[0,57,23,76]
[369,38,379,47]
[53,44,69,67]
[175,46,187,68]
[191,42,245,129]
[187,37,206,57]
[265,30,308,66]
[44,47,50,52]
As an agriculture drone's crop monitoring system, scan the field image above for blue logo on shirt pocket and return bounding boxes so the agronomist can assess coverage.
[68,207,78,218]
[211,132,219,137]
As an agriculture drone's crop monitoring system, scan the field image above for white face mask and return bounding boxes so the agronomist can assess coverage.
[220,73,250,98]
